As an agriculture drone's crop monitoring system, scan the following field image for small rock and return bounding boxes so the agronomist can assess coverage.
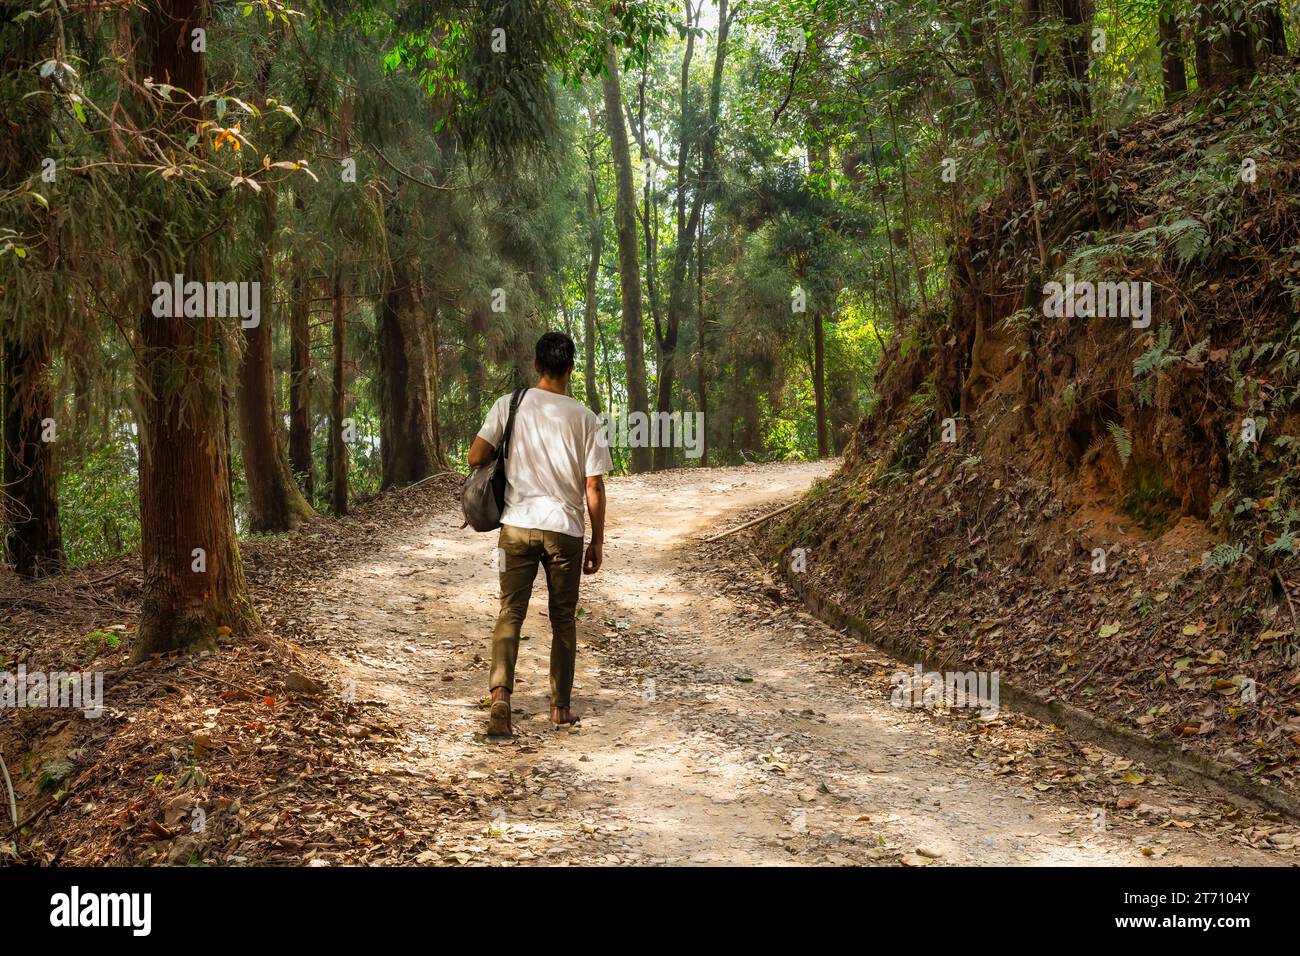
[165,835,202,866]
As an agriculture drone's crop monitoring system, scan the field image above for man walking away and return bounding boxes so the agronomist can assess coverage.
[468,332,612,737]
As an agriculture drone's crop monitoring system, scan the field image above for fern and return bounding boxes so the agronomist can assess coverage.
[1107,421,1133,468]
[1265,530,1298,555]
[1211,543,1250,568]
[1062,217,1211,278]
[1203,542,1249,569]
[997,306,1038,339]
[1184,338,1209,365]
[1061,381,1078,413]
[1167,218,1210,268]
[1134,324,1177,379]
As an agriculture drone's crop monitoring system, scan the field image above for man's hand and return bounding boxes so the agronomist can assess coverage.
[584,541,603,575]
[585,475,605,575]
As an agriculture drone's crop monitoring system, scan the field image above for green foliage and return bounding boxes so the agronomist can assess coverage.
[760,381,817,461]
[37,759,74,792]
[1133,325,1174,377]
[1120,462,1178,534]
[57,431,140,567]
[1065,218,1211,282]
[1060,381,1078,414]
[1167,218,1211,268]
[7,0,1297,576]
[1133,325,1180,406]
[84,630,121,651]
[1204,542,1249,570]
[1264,528,1298,556]
[1107,421,1133,469]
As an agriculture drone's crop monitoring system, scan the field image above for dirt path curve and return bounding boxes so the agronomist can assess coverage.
[323,461,1281,866]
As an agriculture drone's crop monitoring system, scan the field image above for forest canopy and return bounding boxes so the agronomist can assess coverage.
[1,0,1295,662]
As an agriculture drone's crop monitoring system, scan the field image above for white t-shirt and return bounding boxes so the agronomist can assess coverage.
[477,389,612,539]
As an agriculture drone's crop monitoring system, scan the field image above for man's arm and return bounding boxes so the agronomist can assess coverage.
[468,436,495,468]
[584,475,605,574]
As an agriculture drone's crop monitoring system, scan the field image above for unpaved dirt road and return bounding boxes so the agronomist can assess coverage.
[319,461,1288,866]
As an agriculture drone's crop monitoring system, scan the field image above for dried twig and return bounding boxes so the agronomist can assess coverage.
[179,667,265,700]
[0,751,18,854]
[2,784,82,841]
[396,565,443,578]
[82,567,132,588]
[405,471,463,491]
[705,501,803,542]
[1068,652,1112,694]
[1275,571,1297,632]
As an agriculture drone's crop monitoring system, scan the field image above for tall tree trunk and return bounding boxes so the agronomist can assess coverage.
[694,0,730,470]
[880,110,928,314]
[135,279,258,659]
[288,284,314,500]
[1159,5,1189,102]
[602,45,652,473]
[638,71,666,390]
[328,268,349,516]
[812,310,828,458]
[951,8,1001,111]
[1,1,62,577]
[237,187,315,532]
[726,362,737,462]
[1226,8,1257,80]
[583,172,603,415]
[377,259,446,488]
[1260,2,1288,55]
[3,327,64,576]
[288,206,314,501]
[650,5,697,470]
[1196,1,1255,88]
[131,0,257,660]
[1023,0,1089,119]
[865,124,905,323]
[1194,2,1218,87]
[465,314,485,427]
[1059,0,1091,121]
[741,377,760,457]
[652,0,730,470]
[597,318,616,423]
[696,216,708,468]
[428,296,447,464]
[1023,0,1048,87]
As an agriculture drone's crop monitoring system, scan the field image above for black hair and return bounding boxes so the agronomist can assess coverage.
[535,331,576,378]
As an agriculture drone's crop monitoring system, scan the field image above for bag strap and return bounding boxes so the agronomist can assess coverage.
[500,387,528,461]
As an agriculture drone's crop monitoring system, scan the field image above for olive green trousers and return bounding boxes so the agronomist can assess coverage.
[489,524,584,708]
